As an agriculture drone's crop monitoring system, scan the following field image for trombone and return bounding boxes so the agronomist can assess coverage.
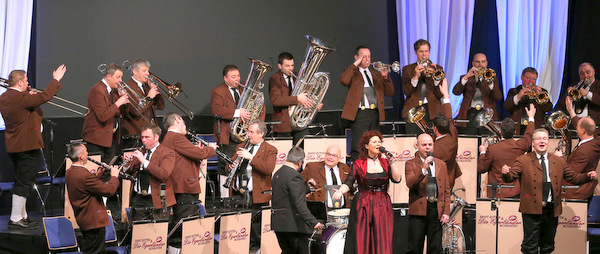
[97,64,151,124]
[147,72,195,119]
[0,77,89,116]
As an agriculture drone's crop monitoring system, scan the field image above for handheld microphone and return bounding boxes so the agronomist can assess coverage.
[378,147,394,158]
[426,151,434,166]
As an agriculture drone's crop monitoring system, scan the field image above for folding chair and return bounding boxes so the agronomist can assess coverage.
[588,196,600,236]
[42,216,83,253]
[105,211,128,254]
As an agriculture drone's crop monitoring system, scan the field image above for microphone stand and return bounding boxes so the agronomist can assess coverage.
[486,183,515,254]
[46,119,57,215]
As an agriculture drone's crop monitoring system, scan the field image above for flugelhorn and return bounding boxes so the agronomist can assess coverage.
[0,78,89,116]
[407,106,431,134]
[289,35,335,131]
[372,61,400,73]
[567,78,589,101]
[476,67,496,83]
[97,63,151,124]
[525,84,549,104]
[474,108,502,145]
[546,111,571,157]
[418,58,445,81]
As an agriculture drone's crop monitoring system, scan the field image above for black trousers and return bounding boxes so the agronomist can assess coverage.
[350,109,379,160]
[8,149,41,198]
[80,227,106,254]
[169,193,200,248]
[86,142,117,165]
[405,104,431,135]
[408,202,443,254]
[250,201,269,250]
[130,193,155,221]
[521,205,558,254]
[275,231,310,254]
[274,128,309,148]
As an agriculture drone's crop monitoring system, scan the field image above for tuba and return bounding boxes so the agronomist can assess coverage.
[289,35,335,131]
[546,111,572,157]
[230,58,273,143]
[474,108,502,145]
[418,58,445,81]
[407,106,432,134]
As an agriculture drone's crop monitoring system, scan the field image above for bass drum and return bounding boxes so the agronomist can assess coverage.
[309,226,346,254]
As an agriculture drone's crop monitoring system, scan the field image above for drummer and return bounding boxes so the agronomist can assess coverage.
[302,145,351,208]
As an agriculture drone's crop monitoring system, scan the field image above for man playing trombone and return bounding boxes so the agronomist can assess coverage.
[121,59,165,137]
[82,63,129,164]
[0,65,66,229]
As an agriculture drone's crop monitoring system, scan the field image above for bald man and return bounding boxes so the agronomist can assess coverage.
[405,133,451,254]
[557,63,600,134]
[453,53,503,134]
[301,145,351,208]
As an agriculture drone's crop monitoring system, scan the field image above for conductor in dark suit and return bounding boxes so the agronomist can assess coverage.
[301,145,351,207]
[271,147,324,254]
[502,128,597,254]
[65,142,119,254]
[478,104,536,198]
[82,63,129,163]
[340,45,394,160]
[452,53,503,133]
[0,65,66,229]
[432,79,462,189]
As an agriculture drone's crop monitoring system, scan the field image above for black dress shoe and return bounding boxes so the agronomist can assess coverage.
[23,217,37,226]
[8,219,36,229]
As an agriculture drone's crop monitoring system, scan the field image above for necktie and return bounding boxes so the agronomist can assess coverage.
[231,87,240,104]
[426,163,437,202]
[364,70,374,87]
[419,80,427,104]
[287,76,293,96]
[138,150,152,195]
[541,155,552,203]
[330,168,338,185]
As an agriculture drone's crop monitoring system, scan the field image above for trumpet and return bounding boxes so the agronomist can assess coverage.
[476,67,496,83]
[567,78,589,101]
[0,78,89,116]
[147,72,195,120]
[418,59,445,81]
[407,106,432,134]
[87,157,137,182]
[371,61,400,73]
[525,84,549,104]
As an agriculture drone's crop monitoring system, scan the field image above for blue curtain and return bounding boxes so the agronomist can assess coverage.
[0,0,34,130]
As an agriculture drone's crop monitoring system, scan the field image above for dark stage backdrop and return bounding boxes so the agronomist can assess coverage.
[34,1,393,117]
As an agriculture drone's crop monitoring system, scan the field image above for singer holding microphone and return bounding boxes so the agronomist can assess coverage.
[332,131,402,254]
[122,123,176,221]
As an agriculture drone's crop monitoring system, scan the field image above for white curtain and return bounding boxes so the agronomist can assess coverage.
[396,0,476,117]
[496,0,568,106]
[0,0,34,130]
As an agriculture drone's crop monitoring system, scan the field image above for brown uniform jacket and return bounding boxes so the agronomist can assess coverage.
[228,141,277,203]
[211,82,266,145]
[300,161,351,206]
[477,122,535,198]
[82,81,121,148]
[434,103,462,188]
[161,131,216,194]
[452,75,503,126]
[125,145,177,208]
[65,165,119,231]
[557,80,600,134]
[401,63,444,119]
[503,85,553,133]
[120,78,165,136]
[405,155,451,219]
[269,70,299,133]
[503,152,592,216]
[563,116,600,199]
[0,79,61,153]
[339,64,394,121]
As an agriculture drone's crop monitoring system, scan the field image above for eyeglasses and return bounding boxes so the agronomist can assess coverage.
[325,153,340,158]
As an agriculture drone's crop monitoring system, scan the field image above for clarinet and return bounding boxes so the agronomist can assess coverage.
[87,157,137,182]
[118,147,143,172]
[186,131,234,164]
[223,141,251,189]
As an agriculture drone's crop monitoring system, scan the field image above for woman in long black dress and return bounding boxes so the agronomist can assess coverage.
[333,130,402,254]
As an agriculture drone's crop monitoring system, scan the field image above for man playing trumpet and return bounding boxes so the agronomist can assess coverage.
[504,67,552,134]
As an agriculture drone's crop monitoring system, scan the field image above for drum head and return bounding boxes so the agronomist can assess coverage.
[325,228,346,253]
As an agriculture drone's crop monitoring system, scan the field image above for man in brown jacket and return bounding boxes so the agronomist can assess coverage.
[556,63,600,135]
[432,79,462,189]
[0,65,66,229]
[82,63,129,163]
[502,128,597,254]
[123,123,176,221]
[405,133,451,254]
[211,64,266,197]
[161,112,217,251]
[121,59,165,137]
[478,104,536,198]
[301,145,350,207]
[340,45,394,160]
[269,52,321,146]
[228,119,277,250]
[401,39,444,134]
[452,53,503,133]
[65,142,119,253]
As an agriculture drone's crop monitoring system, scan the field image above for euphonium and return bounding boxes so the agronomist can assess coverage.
[476,67,496,83]
[289,35,335,131]
[442,189,468,253]
[474,108,502,145]
[567,78,589,101]
[407,106,432,134]
[230,58,273,142]
[546,111,572,157]
[418,58,445,81]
